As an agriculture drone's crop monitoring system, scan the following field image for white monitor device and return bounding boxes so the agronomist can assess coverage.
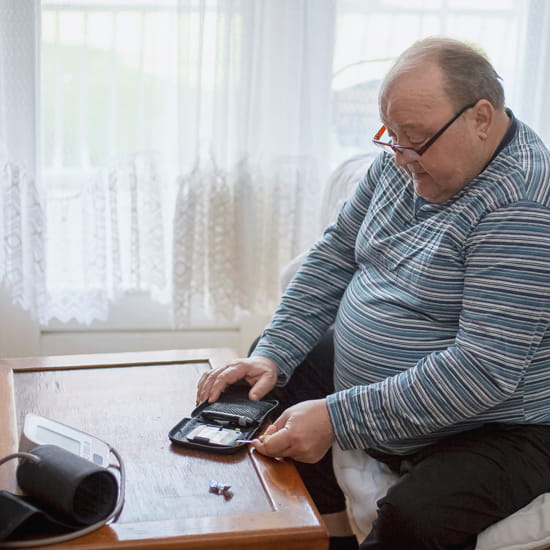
[20,413,110,467]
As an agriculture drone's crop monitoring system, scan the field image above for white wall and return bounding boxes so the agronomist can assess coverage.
[0,284,41,357]
[0,288,270,358]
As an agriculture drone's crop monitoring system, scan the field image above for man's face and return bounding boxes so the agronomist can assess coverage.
[380,63,482,203]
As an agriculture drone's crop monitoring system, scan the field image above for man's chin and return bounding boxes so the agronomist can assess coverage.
[412,176,445,204]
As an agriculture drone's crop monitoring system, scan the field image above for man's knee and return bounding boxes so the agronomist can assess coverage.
[373,499,430,549]
[367,492,476,550]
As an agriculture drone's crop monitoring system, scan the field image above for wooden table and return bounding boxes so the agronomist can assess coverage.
[0,349,328,550]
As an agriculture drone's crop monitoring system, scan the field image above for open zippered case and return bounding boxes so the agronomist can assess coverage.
[168,390,278,454]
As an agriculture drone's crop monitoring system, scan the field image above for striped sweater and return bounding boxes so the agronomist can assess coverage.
[253,117,550,454]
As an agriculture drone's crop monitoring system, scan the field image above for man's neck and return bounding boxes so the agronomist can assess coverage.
[487,109,511,160]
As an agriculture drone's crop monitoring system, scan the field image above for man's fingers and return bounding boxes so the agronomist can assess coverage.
[253,426,292,456]
[259,424,278,439]
[206,364,248,402]
[247,372,277,401]
[196,368,225,403]
[197,363,244,403]
[251,399,334,463]
[196,356,279,405]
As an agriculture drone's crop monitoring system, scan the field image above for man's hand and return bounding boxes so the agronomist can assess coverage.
[252,399,334,463]
[196,355,279,403]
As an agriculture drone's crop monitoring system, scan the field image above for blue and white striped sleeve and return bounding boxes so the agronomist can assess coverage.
[251,156,382,382]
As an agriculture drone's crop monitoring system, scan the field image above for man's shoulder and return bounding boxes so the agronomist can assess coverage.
[486,120,550,207]
[506,119,550,177]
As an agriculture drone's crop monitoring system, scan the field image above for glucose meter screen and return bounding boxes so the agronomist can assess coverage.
[36,425,81,454]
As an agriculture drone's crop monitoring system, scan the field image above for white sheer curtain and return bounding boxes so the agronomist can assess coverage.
[39,0,335,325]
[1,0,549,329]
[0,1,46,319]
[171,1,336,324]
[514,0,550,143]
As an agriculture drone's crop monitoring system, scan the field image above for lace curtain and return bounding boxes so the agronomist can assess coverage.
[46,154,167,324]
[1,0,549,328]
[1,0,336,326]
[171,1,336,324]
[515,0,550,142]
[0,1,46,320]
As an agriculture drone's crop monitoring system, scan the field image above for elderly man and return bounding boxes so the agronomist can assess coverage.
[197,38,550,550]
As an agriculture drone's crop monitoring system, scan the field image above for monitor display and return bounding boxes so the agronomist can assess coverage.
[35,424,81,454]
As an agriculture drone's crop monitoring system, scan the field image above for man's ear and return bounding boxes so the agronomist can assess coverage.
[472,100,494,140]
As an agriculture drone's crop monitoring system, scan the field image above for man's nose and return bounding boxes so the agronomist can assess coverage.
[395,149,420,169]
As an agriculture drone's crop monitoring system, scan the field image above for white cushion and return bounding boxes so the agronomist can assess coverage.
[280,153,376,290]
[332,442,550,550]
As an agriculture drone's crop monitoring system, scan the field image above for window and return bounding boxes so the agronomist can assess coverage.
[330,0,531,166]
[39,1,336,325]
[2,1,547,330]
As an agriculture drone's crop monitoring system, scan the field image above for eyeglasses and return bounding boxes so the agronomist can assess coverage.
[372,102,477,157]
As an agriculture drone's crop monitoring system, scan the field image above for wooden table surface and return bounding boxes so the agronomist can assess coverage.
[0,349,328,550]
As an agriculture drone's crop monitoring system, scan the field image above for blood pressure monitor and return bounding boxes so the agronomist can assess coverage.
[20,413,111,467]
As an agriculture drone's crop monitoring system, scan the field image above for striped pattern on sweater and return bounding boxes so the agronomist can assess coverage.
[253,118,550,454]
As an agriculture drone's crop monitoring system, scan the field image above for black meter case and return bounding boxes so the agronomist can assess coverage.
[169,390,278,454]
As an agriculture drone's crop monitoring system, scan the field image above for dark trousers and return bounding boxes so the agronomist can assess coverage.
[253,329,550,550]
